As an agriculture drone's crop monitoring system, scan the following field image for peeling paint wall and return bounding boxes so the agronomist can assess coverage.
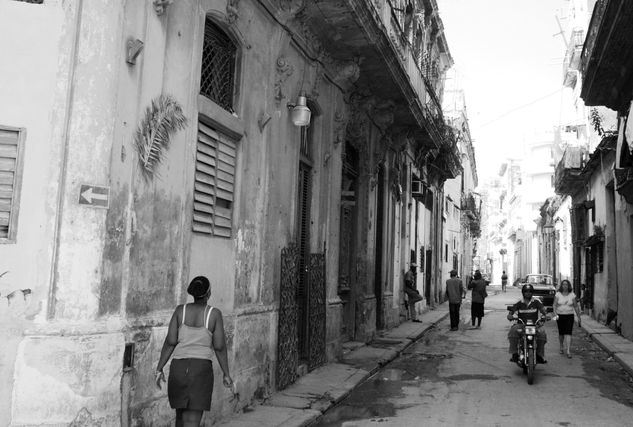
[1,0,427,424]
[0,1,68,425]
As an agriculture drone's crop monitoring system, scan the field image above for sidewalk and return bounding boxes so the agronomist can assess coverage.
[579,314,633,378]
[220,298,633,427]
[219,305,450,427]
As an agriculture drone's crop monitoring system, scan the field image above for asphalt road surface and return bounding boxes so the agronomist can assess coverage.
[314,287,633,427]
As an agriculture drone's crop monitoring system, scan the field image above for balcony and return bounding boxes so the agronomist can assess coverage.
[283,0,455,153]
[554,146,585,195]
[563,29,584,88]
[434,137,462,180]
[581,0,633,111]
[615,167,633,204]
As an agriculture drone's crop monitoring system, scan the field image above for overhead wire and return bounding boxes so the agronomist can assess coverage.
[479,87,564,128]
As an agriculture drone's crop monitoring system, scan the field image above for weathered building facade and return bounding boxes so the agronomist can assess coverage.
[0,0,461,425]
[442,83,478,285]
[556,0,633,337]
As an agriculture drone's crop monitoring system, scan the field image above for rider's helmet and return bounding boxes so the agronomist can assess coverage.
[521,284,534,296]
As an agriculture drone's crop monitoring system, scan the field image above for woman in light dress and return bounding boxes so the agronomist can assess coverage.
[553,279,582,358]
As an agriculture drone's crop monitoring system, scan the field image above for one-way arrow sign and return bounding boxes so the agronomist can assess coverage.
[78,184,110,209]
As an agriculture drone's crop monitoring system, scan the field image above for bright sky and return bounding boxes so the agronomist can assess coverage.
[438,0,567,182]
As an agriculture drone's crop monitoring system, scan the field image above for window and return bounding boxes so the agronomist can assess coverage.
[200,18,237,112]
[192,120,236,238]
[0,126,25,242]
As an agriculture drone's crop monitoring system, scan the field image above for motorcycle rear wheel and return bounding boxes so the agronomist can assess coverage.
[527,347,535,385]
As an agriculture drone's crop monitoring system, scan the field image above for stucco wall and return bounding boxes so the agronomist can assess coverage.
[0,2,66,425]
[585,159,614,321]
[1,0,444,423]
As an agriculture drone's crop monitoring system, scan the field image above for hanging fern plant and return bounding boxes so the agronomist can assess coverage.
[134,94,187,182]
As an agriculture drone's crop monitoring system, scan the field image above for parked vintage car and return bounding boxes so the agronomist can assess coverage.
[521,274,556,310]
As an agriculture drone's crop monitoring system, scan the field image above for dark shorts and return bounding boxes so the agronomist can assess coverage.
[168,358,214,411]
[557,314,575,335]
[471,302,484,318]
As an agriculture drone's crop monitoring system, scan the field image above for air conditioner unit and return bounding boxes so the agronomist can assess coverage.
[411,179,424,199]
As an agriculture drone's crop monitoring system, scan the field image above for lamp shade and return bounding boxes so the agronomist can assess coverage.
[291,95,311,127]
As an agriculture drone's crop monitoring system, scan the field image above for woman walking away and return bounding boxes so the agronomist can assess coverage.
[553,279,581,358]
[156,276,233,427]
[468,270,488,329]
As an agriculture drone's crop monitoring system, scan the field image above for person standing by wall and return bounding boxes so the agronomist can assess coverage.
[445,270,465,331]
[468,270,488,329]
[553,279,581,358]
[404,263,423,323]
[155,276,234,427]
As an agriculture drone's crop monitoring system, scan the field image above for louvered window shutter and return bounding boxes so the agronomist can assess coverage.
[193,120,236,238]
[0,127,24,241]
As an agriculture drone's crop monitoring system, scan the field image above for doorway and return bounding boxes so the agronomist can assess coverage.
[374,165,385,330]
[338,142,359,342]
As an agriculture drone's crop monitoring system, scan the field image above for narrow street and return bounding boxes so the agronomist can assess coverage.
[314,289,633,426]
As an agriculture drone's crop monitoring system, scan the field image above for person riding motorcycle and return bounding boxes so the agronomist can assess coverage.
[507,284,549,364]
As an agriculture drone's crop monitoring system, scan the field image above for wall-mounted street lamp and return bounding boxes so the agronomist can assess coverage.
[287,93,311,127]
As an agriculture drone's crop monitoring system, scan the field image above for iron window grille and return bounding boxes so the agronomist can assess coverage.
[200,19,236,113]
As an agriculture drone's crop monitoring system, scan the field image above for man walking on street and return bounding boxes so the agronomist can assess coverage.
[445,270,465,331]
[404,263,423,323]
[501,271,508,293]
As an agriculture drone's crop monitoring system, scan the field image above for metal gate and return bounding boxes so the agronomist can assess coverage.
[277,244,299,390]
[307,252,326,370]
[277,245,326,390]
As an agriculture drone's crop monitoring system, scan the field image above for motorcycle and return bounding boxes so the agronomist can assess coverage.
[509,315,548,385]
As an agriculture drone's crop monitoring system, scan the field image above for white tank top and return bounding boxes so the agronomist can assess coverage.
[555,292,576,315]
[171,304,214,360]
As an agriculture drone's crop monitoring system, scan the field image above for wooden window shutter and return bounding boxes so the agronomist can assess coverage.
[0,126,24,241]
[193,120,236,238]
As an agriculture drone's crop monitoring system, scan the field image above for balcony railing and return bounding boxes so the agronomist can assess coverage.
[554,146,585,195]
[382,0,448,146]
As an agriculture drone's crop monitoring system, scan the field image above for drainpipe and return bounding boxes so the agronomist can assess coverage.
[47,0,84,319]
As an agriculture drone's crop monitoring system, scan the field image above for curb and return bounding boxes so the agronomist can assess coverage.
[307,312,450,425]
[578,316,633,379]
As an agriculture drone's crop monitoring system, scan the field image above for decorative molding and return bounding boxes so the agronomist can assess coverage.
[345,91,374,152]
[274,55,295,106]
[333,110,347,145]
[291,8,323,58]
[258,111,272,132]
[126,38,144,65]
[388,29,407,62]
[330,57,362,89]
[277,0,306,14]
[153,0,173,16]
[371,100,395,133]
[310,63,323,100]
[370,135,389,190]
[226,0,240,24]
